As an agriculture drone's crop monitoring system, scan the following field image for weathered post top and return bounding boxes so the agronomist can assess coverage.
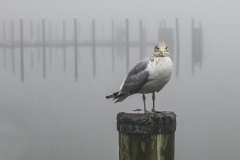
[117,111,176,134]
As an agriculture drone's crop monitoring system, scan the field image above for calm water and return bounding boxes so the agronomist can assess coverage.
[0,44,240,160]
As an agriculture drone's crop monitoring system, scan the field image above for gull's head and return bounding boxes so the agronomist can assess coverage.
[153,42,170,57]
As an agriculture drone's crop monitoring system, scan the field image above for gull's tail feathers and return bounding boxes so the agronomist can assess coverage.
[106,91,119,99]
[106,92,129,103]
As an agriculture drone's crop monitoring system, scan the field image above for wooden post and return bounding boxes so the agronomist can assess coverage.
[30,20,34,69]
[49,21,52,66]
[63,19,66,71]
[20,18,24,82]
[11,19,15,73]
[175,18,180,78]
[37,22,41,63]
[78,22,81,39]
[111,19,115,72]
[158,22,162,42]
[55,23,58,56]
[74,18,78,80]
[142,23,147,58]
[125,18,129,72]
[191,18,195,75]
[199,21,203,69]
[78,22,81,61]
[42,19,46,78]
[3,21,6,68]
[117,111,176,160]
[102,23,105,53]
[92,18,96,77]
[139,19,143,61]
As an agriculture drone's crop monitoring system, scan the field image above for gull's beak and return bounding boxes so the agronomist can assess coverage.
[160,49,165,55]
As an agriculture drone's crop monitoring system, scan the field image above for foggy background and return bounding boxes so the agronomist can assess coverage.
[1,0,240,160]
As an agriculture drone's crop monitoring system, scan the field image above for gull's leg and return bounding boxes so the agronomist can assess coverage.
[142,93,148,113]
[151,92,156,112]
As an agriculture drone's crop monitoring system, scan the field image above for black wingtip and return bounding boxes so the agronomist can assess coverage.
[106,91,120,99]
[106,95,113,99]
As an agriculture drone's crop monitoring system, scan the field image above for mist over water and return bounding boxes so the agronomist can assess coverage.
[1,0,240,160]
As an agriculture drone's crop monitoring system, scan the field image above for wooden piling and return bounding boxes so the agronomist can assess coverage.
[199,21,203,69]
[30,20,33,42]
[175,18,180,78]
[63,19,66,71]
[139,19,143,61]
[117,111,176,160]
[55,24,58,56]
[191,18,195,75]
[163,19,166,28]
[30,20,34,69]
[92,18,96,76]
[158,22,162,42]
[3,21,6,68]
[142,23,147,57]
[49,21,52,66]
[111,19,115,71]
[37,22,41,63]
[74,18,78,80]
[11,20,15,73]
[125,18,129,72]
[42,19,46,78]
[102,23,105,53]
[20,18,24,82]
[78,22,81,61]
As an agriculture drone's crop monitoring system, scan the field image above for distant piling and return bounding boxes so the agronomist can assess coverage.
[11,19,15,73]
[20,18,24,82]
[175,18,180,77]
[42,19,46,78]
[49,21,52,66]
[191,18,195,75]
[55,24,58,56]
[139,19,143,61]
[78,22,81,61]
[63,19,66,71]
[74,18,78,80]
[117,112,176,160]
[37,22,41,63]
[30,20,34,69]
[111,19,115,71]
[0,18,204,81]
[199,21,203,69]
[92,18,96,77]
[125,18,129,72]
[158,22,161,41]
[3,21,6,68]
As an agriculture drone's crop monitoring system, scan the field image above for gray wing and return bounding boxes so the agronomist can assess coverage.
[120,59,149,94]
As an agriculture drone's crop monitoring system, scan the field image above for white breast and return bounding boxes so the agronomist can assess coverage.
[138,57,172,94]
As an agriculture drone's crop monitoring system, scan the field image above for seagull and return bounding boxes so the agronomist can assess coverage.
[106,42,173,113]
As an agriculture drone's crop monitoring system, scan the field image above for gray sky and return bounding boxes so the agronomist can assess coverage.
[1,0,239,20]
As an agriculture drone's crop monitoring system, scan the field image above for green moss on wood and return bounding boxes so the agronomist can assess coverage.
[119,133,175,160]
